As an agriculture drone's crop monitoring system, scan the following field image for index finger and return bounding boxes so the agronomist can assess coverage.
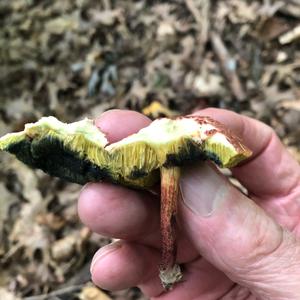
[194,108,300,198]
[95,109,151,142]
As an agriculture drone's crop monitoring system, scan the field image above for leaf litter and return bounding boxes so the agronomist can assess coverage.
[0,0,299,299]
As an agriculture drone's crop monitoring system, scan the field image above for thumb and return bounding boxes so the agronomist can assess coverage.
[179,162,300,299]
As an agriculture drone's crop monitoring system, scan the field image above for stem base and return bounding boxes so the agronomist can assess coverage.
[159,264,183,290]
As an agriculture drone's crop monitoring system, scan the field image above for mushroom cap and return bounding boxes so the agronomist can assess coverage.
[0,115,251,187]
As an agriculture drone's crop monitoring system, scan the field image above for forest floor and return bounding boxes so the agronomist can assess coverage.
[0,1,299,299]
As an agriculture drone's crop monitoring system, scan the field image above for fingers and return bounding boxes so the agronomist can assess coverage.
[95,109,151,143]
[180,162,300,299]
[194,108,300,198]
[90,241,163,295]
[78,182,160,246]
[90,240,233,299]
[79,181,198,261]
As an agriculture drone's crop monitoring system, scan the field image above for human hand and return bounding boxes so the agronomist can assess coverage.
[78,108,300,299]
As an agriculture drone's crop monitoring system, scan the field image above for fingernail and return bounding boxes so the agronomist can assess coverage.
[90,240,123,273]
[180,162,229,217]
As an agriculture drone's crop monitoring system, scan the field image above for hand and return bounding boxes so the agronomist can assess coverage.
[78,108,300,299]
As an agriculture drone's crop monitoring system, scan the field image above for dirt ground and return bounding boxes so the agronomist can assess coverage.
[0,1,299,299]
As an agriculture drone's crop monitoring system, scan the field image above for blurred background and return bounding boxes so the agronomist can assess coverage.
[0,0,299,299]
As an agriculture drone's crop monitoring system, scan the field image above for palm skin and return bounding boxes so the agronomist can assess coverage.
[78,108,300,299]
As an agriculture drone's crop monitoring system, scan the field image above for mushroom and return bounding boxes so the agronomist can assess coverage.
[0,115,252,289]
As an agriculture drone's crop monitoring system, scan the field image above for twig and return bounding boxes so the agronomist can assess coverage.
[184,0,210,59]
[279,0,300,18]
[23,284,86,300]
[103,0,111,10]
[210,31,246,102]
[279,25,300,45]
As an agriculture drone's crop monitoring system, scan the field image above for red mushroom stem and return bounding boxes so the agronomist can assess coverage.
[159,166,182,290]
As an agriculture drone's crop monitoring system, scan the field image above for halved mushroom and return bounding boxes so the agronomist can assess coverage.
[0,115,252,289]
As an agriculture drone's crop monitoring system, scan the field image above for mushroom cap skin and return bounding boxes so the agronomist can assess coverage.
[0,115,252,187]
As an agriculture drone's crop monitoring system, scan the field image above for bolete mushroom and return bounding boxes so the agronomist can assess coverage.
[0,115,252,289]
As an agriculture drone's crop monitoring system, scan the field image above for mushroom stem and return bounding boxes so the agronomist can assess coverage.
[159,166,182,290]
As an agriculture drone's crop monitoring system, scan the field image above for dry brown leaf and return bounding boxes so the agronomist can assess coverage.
[278,99,300,111]
[142,101,179,118]
[4,96,35,123]
[0,120,11,137]
[0,183,18,243]
[264,85,296,104]
[9,200,50,259]
[261,62,300,88]
[51,235,77,262]
[0,288,21,300]
[79,285,113,300]
[46,15,80,35]
[279,0,300,18]
[227,0,259,24]
[257,17,289,41]
[89,9,123,26]
[9,160,43,203]
[191,72,225,97]
[279,24,300,44]
[36,212,66,231]
[287,146,300,163]
[157,22,176,39]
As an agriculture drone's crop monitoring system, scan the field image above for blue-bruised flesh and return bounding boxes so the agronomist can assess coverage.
[4,136,223,186]
[5,136,113,185]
